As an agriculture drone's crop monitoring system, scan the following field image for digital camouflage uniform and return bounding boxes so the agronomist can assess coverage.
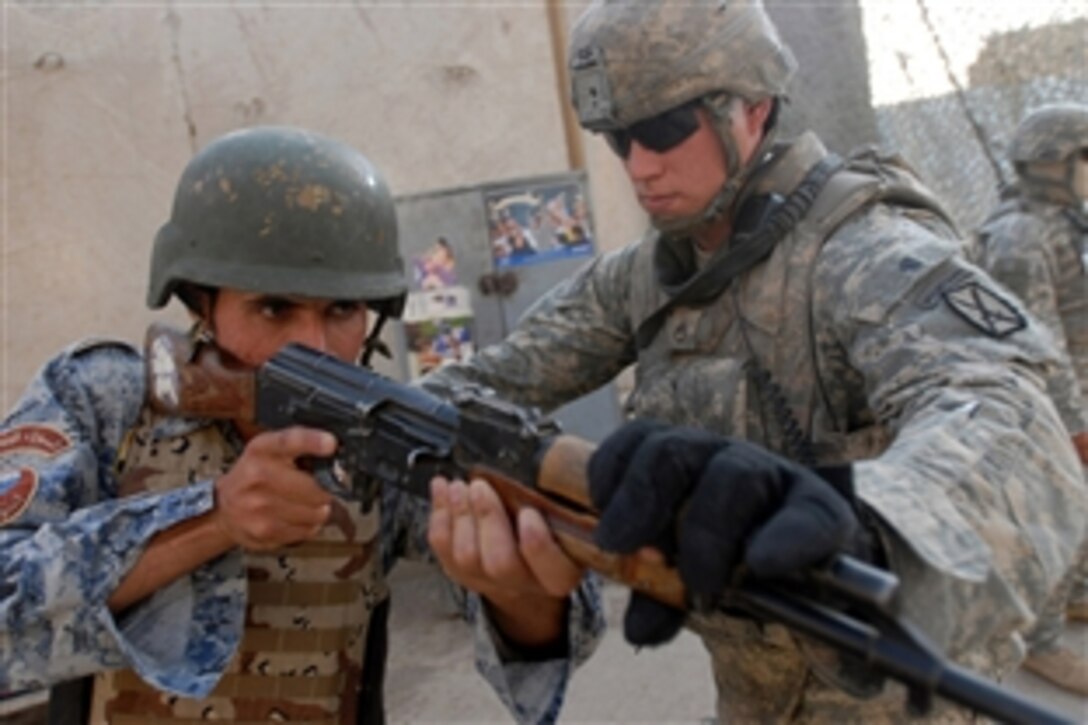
[464,4,1079,718]
[973,103,1088,675]
[428,1,1088,707]
[975,104,1088,438]
[976,194,1086,432]
[425,129,1086,722]
[0,125,604,725]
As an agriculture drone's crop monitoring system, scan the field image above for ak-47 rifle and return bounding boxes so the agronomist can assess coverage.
[144,323,1072,725]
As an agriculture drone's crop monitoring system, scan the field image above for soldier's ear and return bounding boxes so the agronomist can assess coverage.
[744,98,775,136]
[177,284,217,326]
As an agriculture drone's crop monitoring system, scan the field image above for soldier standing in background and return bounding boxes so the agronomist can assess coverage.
[974,103,1088,696]
[0,126,602,724]
[422,1,1085,720]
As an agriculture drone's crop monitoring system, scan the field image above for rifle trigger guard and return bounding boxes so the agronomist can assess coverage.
[310,456,351,498]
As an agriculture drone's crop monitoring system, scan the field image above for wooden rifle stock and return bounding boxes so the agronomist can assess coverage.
[145,322,255,421]
[474,436,686,609]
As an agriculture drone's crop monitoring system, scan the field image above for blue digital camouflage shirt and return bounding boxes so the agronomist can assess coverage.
[0,339,603,724]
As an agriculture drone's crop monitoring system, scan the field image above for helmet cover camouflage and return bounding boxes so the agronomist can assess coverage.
[1010,103,1088,166]
[568,0,796,131]
[148,126,407,315]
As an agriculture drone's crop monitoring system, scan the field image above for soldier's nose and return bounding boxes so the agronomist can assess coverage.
[293,316,329,352]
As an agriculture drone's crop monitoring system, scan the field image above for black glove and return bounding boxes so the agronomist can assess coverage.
[587,419,864,647]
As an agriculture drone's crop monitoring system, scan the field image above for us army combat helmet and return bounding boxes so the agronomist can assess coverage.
[1010,103,1088,205]
[148,126,407,321]
[568,0,796,231]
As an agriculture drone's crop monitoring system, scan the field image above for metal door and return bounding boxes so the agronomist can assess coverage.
[392,172,621,443]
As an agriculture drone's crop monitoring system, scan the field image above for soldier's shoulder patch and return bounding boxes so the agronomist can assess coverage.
[0,468,38,525]
[0,424,70,525]
[941,280,1026,338]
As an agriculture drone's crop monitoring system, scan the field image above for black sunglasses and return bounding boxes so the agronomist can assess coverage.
[602,101,702,159]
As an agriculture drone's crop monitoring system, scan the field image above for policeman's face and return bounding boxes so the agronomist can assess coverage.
[209,289,369,368]
[618,100,769,222]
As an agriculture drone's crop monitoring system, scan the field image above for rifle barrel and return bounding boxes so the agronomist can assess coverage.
[739,585,1074,725]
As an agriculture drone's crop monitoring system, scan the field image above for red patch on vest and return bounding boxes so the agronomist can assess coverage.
[0,424,71,525]
[0,468,37,524]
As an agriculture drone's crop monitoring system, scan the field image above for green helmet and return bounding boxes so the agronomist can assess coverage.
[148,126,407,318]
[568,0,796,233]
[568,0,795,132]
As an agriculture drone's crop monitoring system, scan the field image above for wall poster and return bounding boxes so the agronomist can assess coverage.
[485,180,596,270]
[403,236,475,378]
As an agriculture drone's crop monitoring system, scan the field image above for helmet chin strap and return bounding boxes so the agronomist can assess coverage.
[360,311,393,367]
[650,94,778,241]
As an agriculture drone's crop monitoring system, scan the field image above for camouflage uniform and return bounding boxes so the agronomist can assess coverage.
[975,104,1088,437]
[973,103,1088,679]
[424,127,1086,720]
[0,339,603,723]
[463,4,1080,718]
[424,3,1086,719]
[976,195,1086,438]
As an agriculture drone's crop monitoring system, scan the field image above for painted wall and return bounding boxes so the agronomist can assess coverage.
[2,0,647,407]
[3,0,1084,408]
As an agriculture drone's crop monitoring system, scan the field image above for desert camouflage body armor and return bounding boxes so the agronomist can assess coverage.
[89,408,385,724]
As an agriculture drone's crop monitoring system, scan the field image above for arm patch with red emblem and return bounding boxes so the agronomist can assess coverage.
[0,424,71,525]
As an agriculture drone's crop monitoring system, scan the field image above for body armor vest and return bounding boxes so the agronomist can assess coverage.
[88,407,386,724]
[627,134,953,463]
[624,134,969,722]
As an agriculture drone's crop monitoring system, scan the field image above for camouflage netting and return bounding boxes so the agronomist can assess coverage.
[875,19,1087,233]
[767,1,1086,234]
[873,77,1086,234]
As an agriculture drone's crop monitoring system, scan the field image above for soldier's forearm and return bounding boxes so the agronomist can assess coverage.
[108,512,234,613]
[483,593,569,659]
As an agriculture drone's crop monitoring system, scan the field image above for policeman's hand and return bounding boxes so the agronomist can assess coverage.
[213,426,335,551]
[428,476,583,651]
[588,420,863,647]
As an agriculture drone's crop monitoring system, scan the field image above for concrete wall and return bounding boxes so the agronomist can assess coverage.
[2,0,646,408]
[767,0,880,155]
[3,0,1084,408]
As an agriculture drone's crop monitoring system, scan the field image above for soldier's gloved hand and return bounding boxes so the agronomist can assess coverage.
[587,420,865,647]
